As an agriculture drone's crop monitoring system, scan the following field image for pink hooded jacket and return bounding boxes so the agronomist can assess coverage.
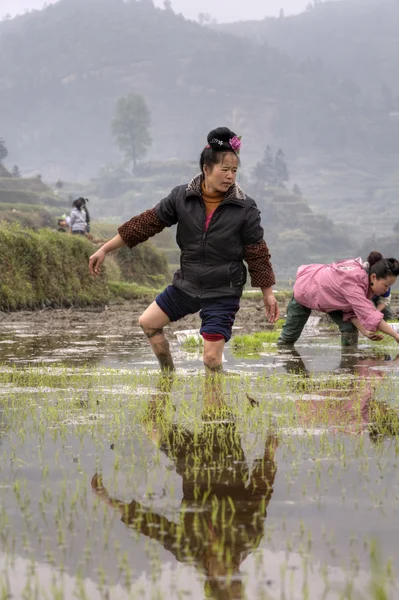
[293,258,383,332]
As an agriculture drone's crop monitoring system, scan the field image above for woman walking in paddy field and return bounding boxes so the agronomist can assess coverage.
[89,127,279,372]
[278,251,399,347]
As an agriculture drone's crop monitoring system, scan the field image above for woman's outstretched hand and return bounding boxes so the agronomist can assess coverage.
[88,235,126,278]
[89,249,106,278]
[263,291,280,323]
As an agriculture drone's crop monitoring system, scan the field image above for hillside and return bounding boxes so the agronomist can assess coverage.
[0,0,392,186]
[0,164,12,178]
[0,173,66,228]
[214,0,399,105]
[212,0,399,235]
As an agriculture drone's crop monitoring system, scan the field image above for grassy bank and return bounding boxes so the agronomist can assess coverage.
[107,281,161,301]
[0,222,294,312]
[0,224,109,310]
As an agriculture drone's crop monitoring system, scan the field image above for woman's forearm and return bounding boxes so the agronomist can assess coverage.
[377,319,399,341]
[99,234,126,254]
[350,318,367,336]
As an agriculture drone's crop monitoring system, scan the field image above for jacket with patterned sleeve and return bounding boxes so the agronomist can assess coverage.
[118,174,276,299]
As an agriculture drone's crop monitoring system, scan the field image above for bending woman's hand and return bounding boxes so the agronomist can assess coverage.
[363,330,384,342]
[351,317,383,341]
[377,319,399,344]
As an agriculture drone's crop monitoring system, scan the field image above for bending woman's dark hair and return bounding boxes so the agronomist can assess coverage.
[367,251,399,278]
[199,127,241,174]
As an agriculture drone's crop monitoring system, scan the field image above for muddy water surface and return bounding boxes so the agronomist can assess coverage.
[1,305,399,599]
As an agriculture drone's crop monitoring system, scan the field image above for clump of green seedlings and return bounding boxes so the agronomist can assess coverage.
[182,336,203,352]
[232,331,281,355]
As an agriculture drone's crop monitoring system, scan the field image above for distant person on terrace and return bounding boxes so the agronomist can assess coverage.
[89,127,279,372]
[69,197,87,235]
[278,251,399,347]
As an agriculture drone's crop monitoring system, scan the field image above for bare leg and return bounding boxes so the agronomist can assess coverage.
[139,301,174,371]
[203,338,225,374]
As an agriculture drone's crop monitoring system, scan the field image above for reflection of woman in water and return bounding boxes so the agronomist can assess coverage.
[92,384,278,599]
[283,348,399,438]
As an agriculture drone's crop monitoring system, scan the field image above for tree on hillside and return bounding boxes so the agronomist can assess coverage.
[252,145,276,192]
[11,165,21,178]
[0,138,8,164]
[275,149,289,187]
[198,13,213,25]
[163,0,173,11]
[112,93,152,172]
[252,146,290,192]
[292,183,302,196]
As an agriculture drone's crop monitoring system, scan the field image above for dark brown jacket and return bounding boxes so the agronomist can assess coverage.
[118,175,276,297]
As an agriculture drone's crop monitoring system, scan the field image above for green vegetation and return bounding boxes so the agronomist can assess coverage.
[0,223,109,310]
[0,221,171,311]
[108,280,161,301]
[116,242,170,288]
[0,171,66,229]
[0,137,7,162]
[232,330,281,354]
[252,145,290,190]
[112,93,152,171]
[254,186,354,279]
[182,336,203,351]
[84,161,196,221]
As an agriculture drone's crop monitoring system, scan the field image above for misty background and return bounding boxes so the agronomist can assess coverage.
[1,0,398,280]
[1,0,332,22]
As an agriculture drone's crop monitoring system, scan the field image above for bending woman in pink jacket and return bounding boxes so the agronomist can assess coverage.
[278,251,399,347]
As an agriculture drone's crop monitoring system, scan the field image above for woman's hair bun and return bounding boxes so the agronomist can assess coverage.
[367,251,383,267]
[386,258,399,276]
[207,127,238,151]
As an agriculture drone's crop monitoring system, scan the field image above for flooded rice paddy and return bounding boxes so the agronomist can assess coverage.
[1,309,399,599]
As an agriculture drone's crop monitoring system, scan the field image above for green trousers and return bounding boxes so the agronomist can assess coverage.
[277,297,358,346]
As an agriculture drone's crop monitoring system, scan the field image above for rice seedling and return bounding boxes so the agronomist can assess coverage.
[232,330,281,355]
[181,336,203,352]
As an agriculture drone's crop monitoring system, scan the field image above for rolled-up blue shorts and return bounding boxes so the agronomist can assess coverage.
[156,285,240,342]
